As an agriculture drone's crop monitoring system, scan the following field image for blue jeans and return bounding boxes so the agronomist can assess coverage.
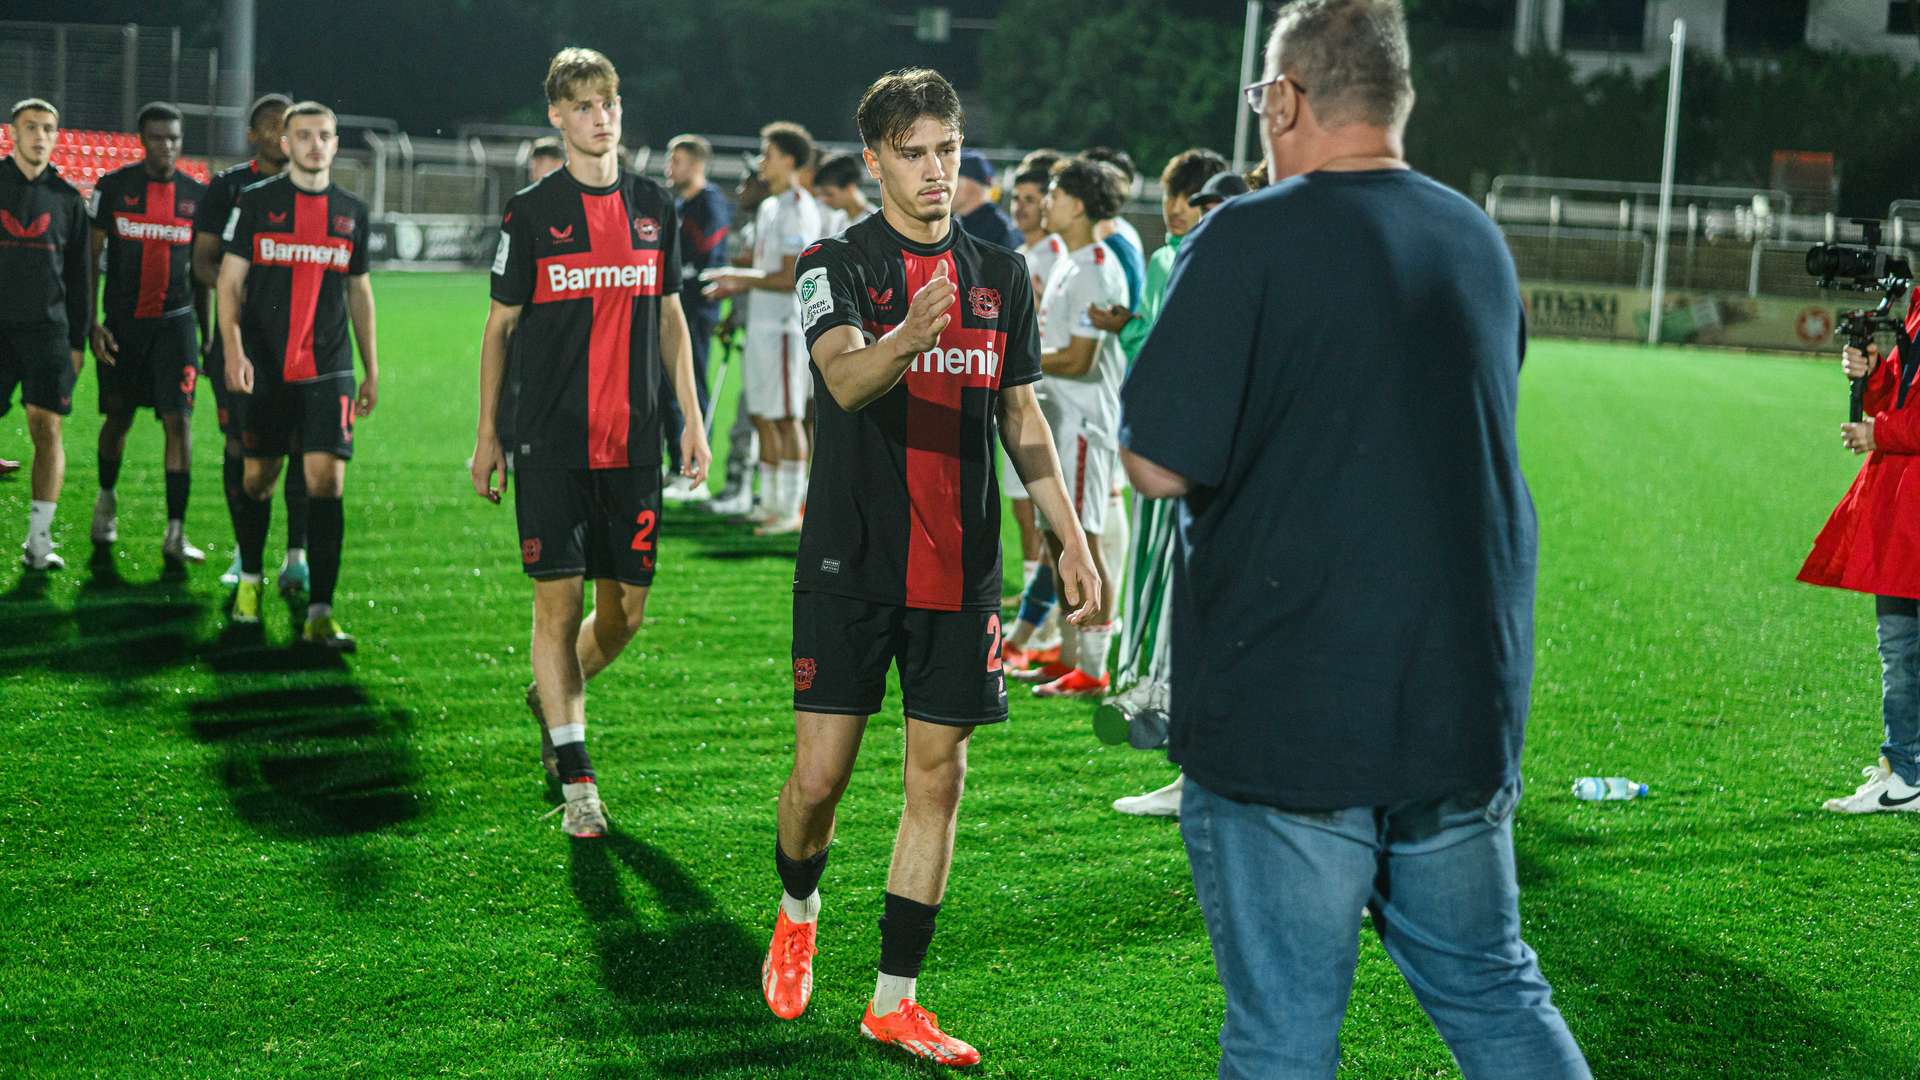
[1180,777,1589,1080]
[1876,597,1920,784]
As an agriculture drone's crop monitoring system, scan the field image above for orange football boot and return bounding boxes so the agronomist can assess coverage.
[762,908,817,1019]
[860,999,981,1067]
[1033,669,1110,699]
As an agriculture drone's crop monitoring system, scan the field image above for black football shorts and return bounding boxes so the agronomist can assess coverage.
[98,312,200,416]
[514,465,661,586]
[792,589,1010,726]
[0,323,77,417]
[241,374,356,460]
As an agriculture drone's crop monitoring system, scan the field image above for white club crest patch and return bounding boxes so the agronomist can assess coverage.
[797,266,832,331]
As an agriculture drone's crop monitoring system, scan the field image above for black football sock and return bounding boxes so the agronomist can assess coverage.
[98,452,123,492]
[283,463,310,553]
[223,453,246,529]
[164,470,190,523]
[554,736,595,785]
[877,892,941,980]
[236,493,271,576]
[775,841,829,902]
[307,496,343,610]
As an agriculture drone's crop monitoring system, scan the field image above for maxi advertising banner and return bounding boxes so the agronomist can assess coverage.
[1522,282,1858,353]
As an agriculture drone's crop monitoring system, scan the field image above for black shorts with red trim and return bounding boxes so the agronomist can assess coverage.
[0,323,77,418]
[514,465,661,586]
[240,374,356,460]
[792,589,1009,726]
[98,312,200,416]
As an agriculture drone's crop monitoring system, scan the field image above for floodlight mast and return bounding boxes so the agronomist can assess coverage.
[1648,18,1686,346]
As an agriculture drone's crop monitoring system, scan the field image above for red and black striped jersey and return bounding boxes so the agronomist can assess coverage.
[489,168,682,470]
[795,213,1042,612]
[90,163,206,321]
[195,158,269,240]
[221,175,369,383]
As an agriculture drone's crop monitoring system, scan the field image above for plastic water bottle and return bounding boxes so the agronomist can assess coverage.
[1572,777,1647,801]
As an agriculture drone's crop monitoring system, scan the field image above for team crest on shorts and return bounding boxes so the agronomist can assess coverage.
[969,286,1001,320]
[521,538,542,564]
[633,216,660,242]
[793,657,817,692]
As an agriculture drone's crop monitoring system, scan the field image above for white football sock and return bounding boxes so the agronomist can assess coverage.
[1077,622,1116,679]
[27,499,54,541]
[284,546,306,568]
[873,972,917,1017]
[758,462,779,509]
[550,722,586,747]
[779,460,807,516]
[781,889,820,924]
[306,602,331,622]
[1059,619,1081,669]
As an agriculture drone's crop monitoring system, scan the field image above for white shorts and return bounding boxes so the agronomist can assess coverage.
[743,326,809,420]
[1038,413,1116,536]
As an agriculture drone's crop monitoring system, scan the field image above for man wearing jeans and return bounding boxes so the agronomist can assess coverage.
[1118,2,1588,1078]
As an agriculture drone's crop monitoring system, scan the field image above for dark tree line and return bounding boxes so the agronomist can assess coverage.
[39,0,1920,216]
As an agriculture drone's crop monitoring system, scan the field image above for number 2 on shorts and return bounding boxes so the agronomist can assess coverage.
[631,509,658,552]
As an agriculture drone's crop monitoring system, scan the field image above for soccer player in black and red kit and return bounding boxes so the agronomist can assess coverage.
[86,102,210,564]
[471,48,711,839]
[760,68,1101,1066]
[217,101,376,649]
[194,93,311,594]
[1,98,91,571]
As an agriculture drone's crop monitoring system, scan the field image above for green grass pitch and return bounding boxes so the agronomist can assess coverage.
[2,270,1916,1077]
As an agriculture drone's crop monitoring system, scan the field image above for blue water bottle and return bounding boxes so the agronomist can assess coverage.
[1571,777,1647,801]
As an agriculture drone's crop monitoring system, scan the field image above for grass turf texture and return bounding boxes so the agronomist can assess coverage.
[1,270,1916,1078]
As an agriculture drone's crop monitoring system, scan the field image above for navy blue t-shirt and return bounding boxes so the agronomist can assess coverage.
[958,201,1017,251]
[676,181,731,322]
[1120,168,1536,811]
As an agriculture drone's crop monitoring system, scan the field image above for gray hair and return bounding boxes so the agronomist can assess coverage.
[1266,0,1415,132]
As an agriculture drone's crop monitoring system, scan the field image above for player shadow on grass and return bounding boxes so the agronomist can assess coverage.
[565,830,868,1075]
[1512,815,1869,1075]
[186,644,428,848]
[59,549,204,687]
[0,567,77,664]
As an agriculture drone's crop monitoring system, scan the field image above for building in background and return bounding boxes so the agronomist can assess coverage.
[1511,0,1919,75]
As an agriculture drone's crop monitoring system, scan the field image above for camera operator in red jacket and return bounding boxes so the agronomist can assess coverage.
[1800,287,1920,814]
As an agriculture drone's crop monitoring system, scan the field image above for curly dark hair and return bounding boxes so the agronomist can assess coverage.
[1050,156,1126,222]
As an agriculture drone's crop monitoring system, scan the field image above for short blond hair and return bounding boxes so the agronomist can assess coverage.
[546,47,618,105]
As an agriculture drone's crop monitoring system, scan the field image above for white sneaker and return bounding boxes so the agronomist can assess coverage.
[162,530,206,565]
[1113,773,1184,818]
[1823,757,1920,813]
[754,514,804,536]
[21,534,64,571]
[711,488,754,516]
[662,475,712,503]
[91,492,117,544]
[546,780,609,838]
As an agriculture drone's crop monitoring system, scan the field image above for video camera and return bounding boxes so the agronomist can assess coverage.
[1807,220,1915,422]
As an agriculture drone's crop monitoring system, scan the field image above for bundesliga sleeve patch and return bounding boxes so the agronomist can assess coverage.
[491,231,511,276]
[798,266,832,331]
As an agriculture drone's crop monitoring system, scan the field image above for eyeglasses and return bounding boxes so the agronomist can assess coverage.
[1242,74,1306,116]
